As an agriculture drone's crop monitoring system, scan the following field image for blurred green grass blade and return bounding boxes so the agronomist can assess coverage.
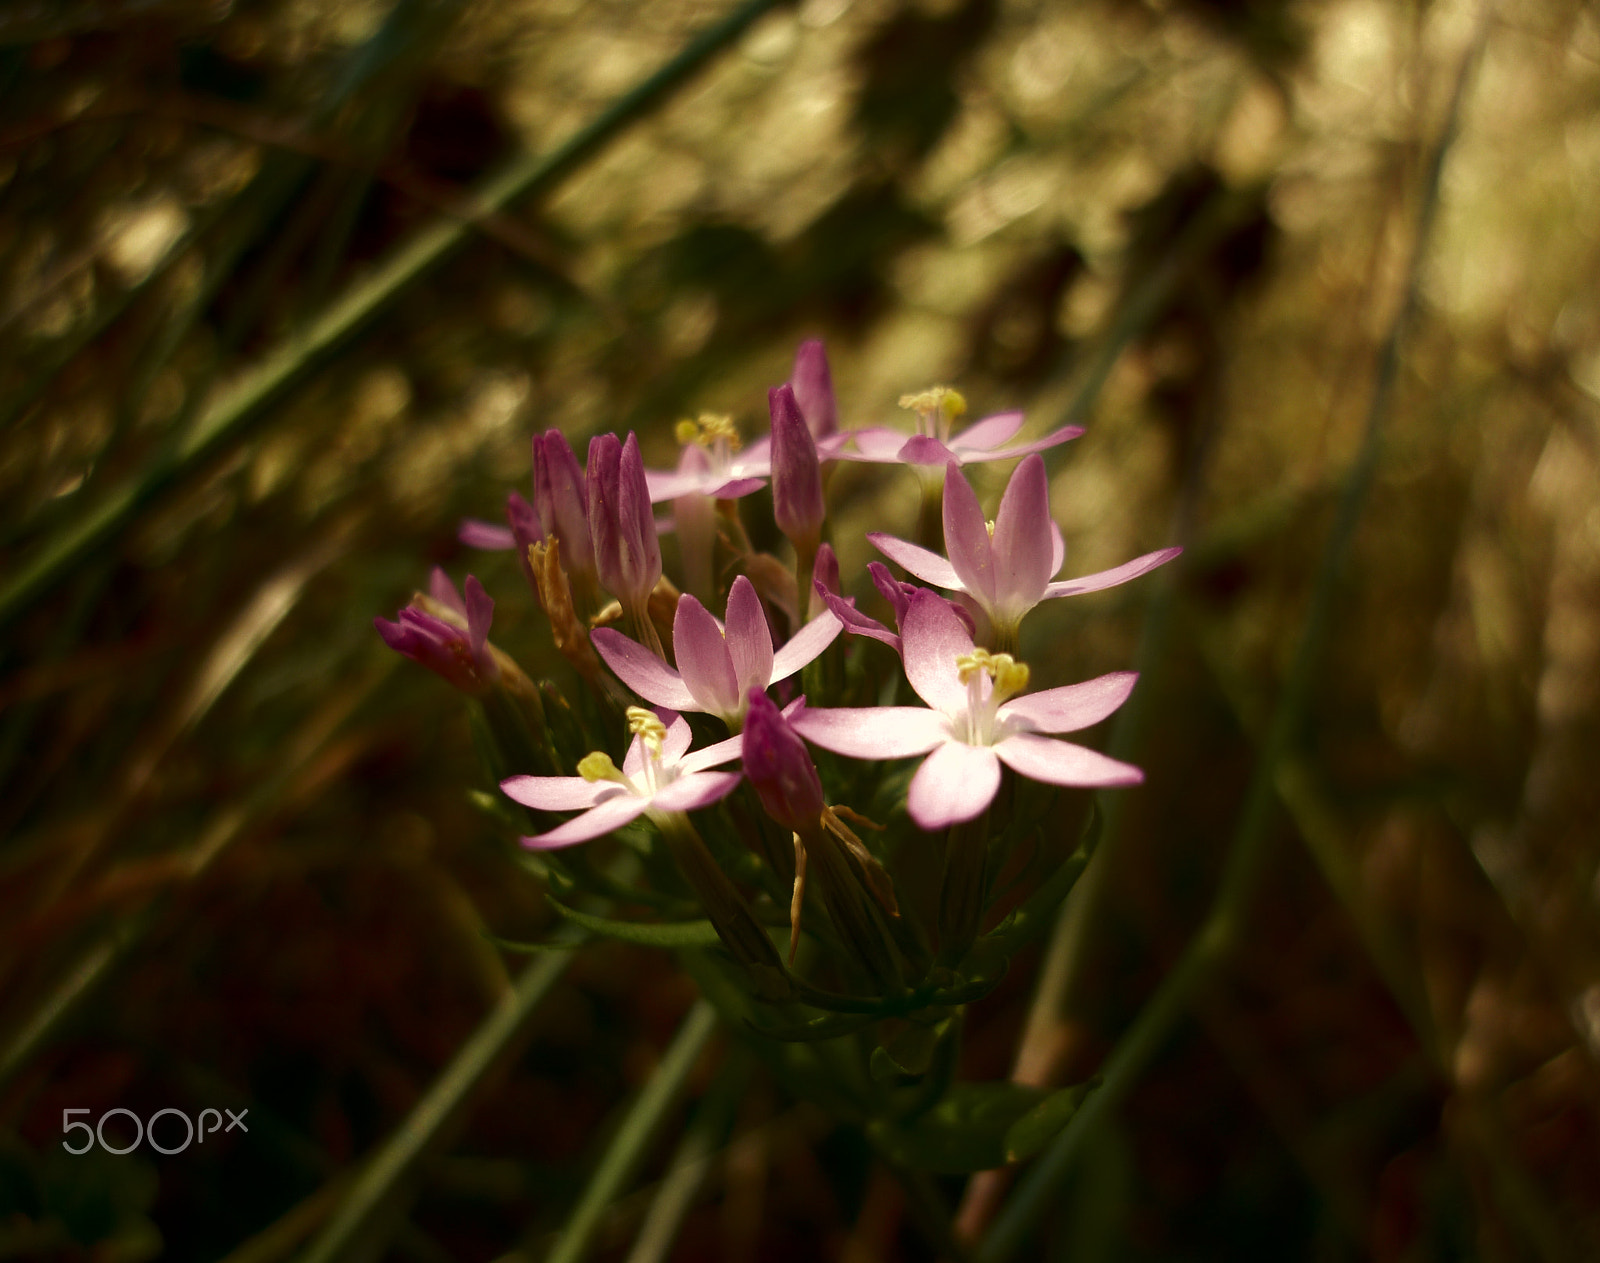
[0,0,786,631]
[297,940,586,1263]
[545,999,720,1263]
[978,15,1488,1263]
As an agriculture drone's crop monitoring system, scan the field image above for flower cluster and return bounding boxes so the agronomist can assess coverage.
[377,338,1178,1043]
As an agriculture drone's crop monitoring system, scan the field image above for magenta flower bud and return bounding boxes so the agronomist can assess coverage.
[769,384,824,548]
[814,542,841,597]
[742,689,825,834]
[375,572,498,694]
[533,430,593,580]
[506,490,542,591]
[587,432,661,607]
[789,339,838,439]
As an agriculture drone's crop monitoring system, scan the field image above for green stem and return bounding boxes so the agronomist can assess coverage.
[547,1000,720,1263]
[0,0,788,631]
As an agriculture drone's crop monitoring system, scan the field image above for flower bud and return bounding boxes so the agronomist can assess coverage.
[532,431,593,582]
[769,385,824,550]
[587,432,662,608]
[789,339,837,439]
[375,573,498,695]
[741,689,825,834]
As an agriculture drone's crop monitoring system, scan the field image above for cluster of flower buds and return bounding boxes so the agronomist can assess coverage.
[377,340,1180,1137]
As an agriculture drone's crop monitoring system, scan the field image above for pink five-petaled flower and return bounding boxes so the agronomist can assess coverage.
[869,455,1182,646]
[374,569,499,695]
[839,384,1082,469]
[502,708,743,849]
[790,589,1143,830]
[592,574,840,730]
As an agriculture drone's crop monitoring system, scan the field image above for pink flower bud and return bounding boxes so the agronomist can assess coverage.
[375,574,498,694]
[741,689,825,834]
[532,430,593,580]
[790,339,838,439]
[587,432,662,607]
[769,384,823,549]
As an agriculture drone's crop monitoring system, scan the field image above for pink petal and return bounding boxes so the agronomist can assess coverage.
[459,519,516,550]
[661,714,694,763]
[999,671,1137,735]
[817,585,901,651]
[673,594,741,718]
[592,629,698,711]
[1050,521,1065,576]
[1042,547,1183,599]
[704,476,767,499]
[501,775,607,811]
[949,411,1024,453]
[977,423,1085,461]
[898,435,958,465]
[645,467,715,502]
[732,435,773,475]
[769,609,841,682]
[990,454,1054,615]
[868,533,963,590]
[942,462,996,605]
[677,733,744,774]
[837,427,914,463]
[789,705,950,759]
[906,741,1001,829]
[523,793,649,849]
[724,576,774,698]
[428,567,466,617]
[993,732,1143,787]
[463,576,495,665]
[651,769,744,813]
[899,589,976,716]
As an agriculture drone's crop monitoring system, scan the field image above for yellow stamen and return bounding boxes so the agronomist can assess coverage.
[897,385,967,419]
[697,412,740,449]
[578,751,625,783]
[674,418,701,446]
[985,518,996,538]
[994,656,1030,697]
[626,705,668,756]
[956,648,994,685]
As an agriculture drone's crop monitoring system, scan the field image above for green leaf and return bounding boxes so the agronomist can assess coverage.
[1003,1078,1098,1164]
[868,1083,1050,1173]
[545,898,723,947]
[486,933,583,954]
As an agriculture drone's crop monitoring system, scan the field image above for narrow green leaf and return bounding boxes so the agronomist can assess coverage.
[546,899,722,948]
[1003,1079,1098,1164]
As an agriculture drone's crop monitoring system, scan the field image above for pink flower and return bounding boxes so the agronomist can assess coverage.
[789,589,1143,830]
[644,414,772,503]
[814,561,976,655]
[502,709,743,849]
[869,456,1181,645]
[374,569,498,694]
[838,385,1081,469]
[592,574,840,729]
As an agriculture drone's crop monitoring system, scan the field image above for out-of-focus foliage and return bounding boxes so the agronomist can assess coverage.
[2,0,1599,1259]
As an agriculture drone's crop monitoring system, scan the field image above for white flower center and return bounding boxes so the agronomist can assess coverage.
[954,649,1030,745]
[898,386,966,444]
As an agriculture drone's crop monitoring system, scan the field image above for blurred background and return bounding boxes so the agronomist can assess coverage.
[2,0,1599,1258]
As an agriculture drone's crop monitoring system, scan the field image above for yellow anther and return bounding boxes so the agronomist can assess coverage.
[626,705,668,755]
[986,518,996,538]
[578,751,624,783]
[897,385,967,420]
[994,657,1030,697]
[697,412,741,450]
[675,418,701,445]
[956,648,994,685]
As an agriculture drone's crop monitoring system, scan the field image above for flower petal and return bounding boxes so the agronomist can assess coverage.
[677,733,745,774]
[523,793,648,849]
[500,775,607,811]
[837,427,914,463]
[942,462,996,605]
[868,533,964,590]
[994,732,1143,787]
[650,770,745,813]
[592,628,698,710]
[899,589,976,716]
[817,585,900,651]
[948,411,1024,453]
[770,609,841,682]
[661,714,694,764]
[1050,521,1065,576]
[429,567,466,617]
[724,575,774,698]
[978,423,1085,461]
[459,519,516,549]
[898,435,958,465]
[906,741,1001,829]
[704,476,767,499]
[789,705,950,759]
[998,671,1137,735]
[1042,547,1182,598]
[673,594,741,718]
[990,454,1054,616]
[790,339,838,439]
